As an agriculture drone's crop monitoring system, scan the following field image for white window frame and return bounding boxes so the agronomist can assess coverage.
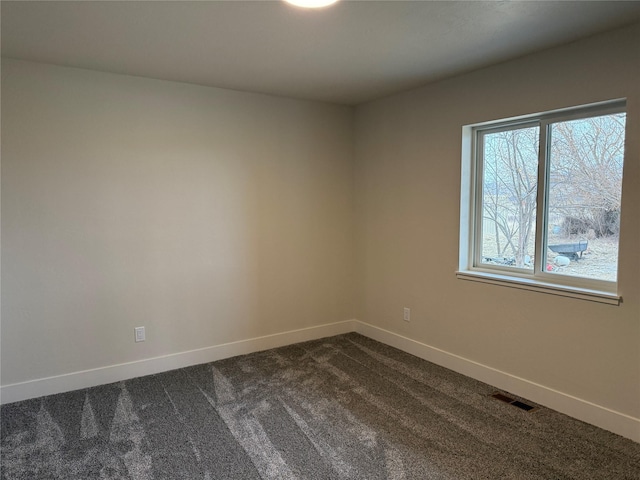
[457,100,626,305]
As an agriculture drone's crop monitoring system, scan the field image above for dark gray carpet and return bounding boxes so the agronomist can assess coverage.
[2,333,639,479]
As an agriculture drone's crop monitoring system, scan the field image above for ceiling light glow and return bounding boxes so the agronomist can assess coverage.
[283,0,340,9]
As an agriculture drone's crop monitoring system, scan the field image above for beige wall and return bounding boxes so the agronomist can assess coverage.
[2,24,639,429]
[354,24,640,419]
[1,59,355,385]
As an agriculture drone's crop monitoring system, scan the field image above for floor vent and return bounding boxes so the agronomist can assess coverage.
[490,392,537,412]
[491,393,515,403]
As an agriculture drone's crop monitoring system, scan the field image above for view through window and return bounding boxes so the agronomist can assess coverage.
[472,102,626,290]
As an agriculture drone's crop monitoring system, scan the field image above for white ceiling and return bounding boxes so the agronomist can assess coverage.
[2,1,640,105]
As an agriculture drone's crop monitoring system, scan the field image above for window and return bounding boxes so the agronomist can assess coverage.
[458,101,626,304]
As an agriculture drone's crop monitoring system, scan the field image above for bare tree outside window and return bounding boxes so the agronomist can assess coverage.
[476,110,625,282]
[480,126,539,269]
[546,113,625,281]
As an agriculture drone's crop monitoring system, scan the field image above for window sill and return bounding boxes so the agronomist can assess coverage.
[455,270,621,305]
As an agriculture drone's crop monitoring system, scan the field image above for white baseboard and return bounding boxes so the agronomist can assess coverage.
[0,319,357,405]
[2,317,637,443]
[353,320,640,443]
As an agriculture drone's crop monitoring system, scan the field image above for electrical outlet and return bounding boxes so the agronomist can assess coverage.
[134,326,145,342]
[403,307,410,322]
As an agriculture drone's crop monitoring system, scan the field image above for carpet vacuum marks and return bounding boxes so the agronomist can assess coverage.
[2,333,639,479]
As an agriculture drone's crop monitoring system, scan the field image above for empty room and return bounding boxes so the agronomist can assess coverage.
[1,1,639,478]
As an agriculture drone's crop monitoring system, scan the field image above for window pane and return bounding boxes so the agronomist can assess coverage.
[545,113,626,281]
[480,126,539,270]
